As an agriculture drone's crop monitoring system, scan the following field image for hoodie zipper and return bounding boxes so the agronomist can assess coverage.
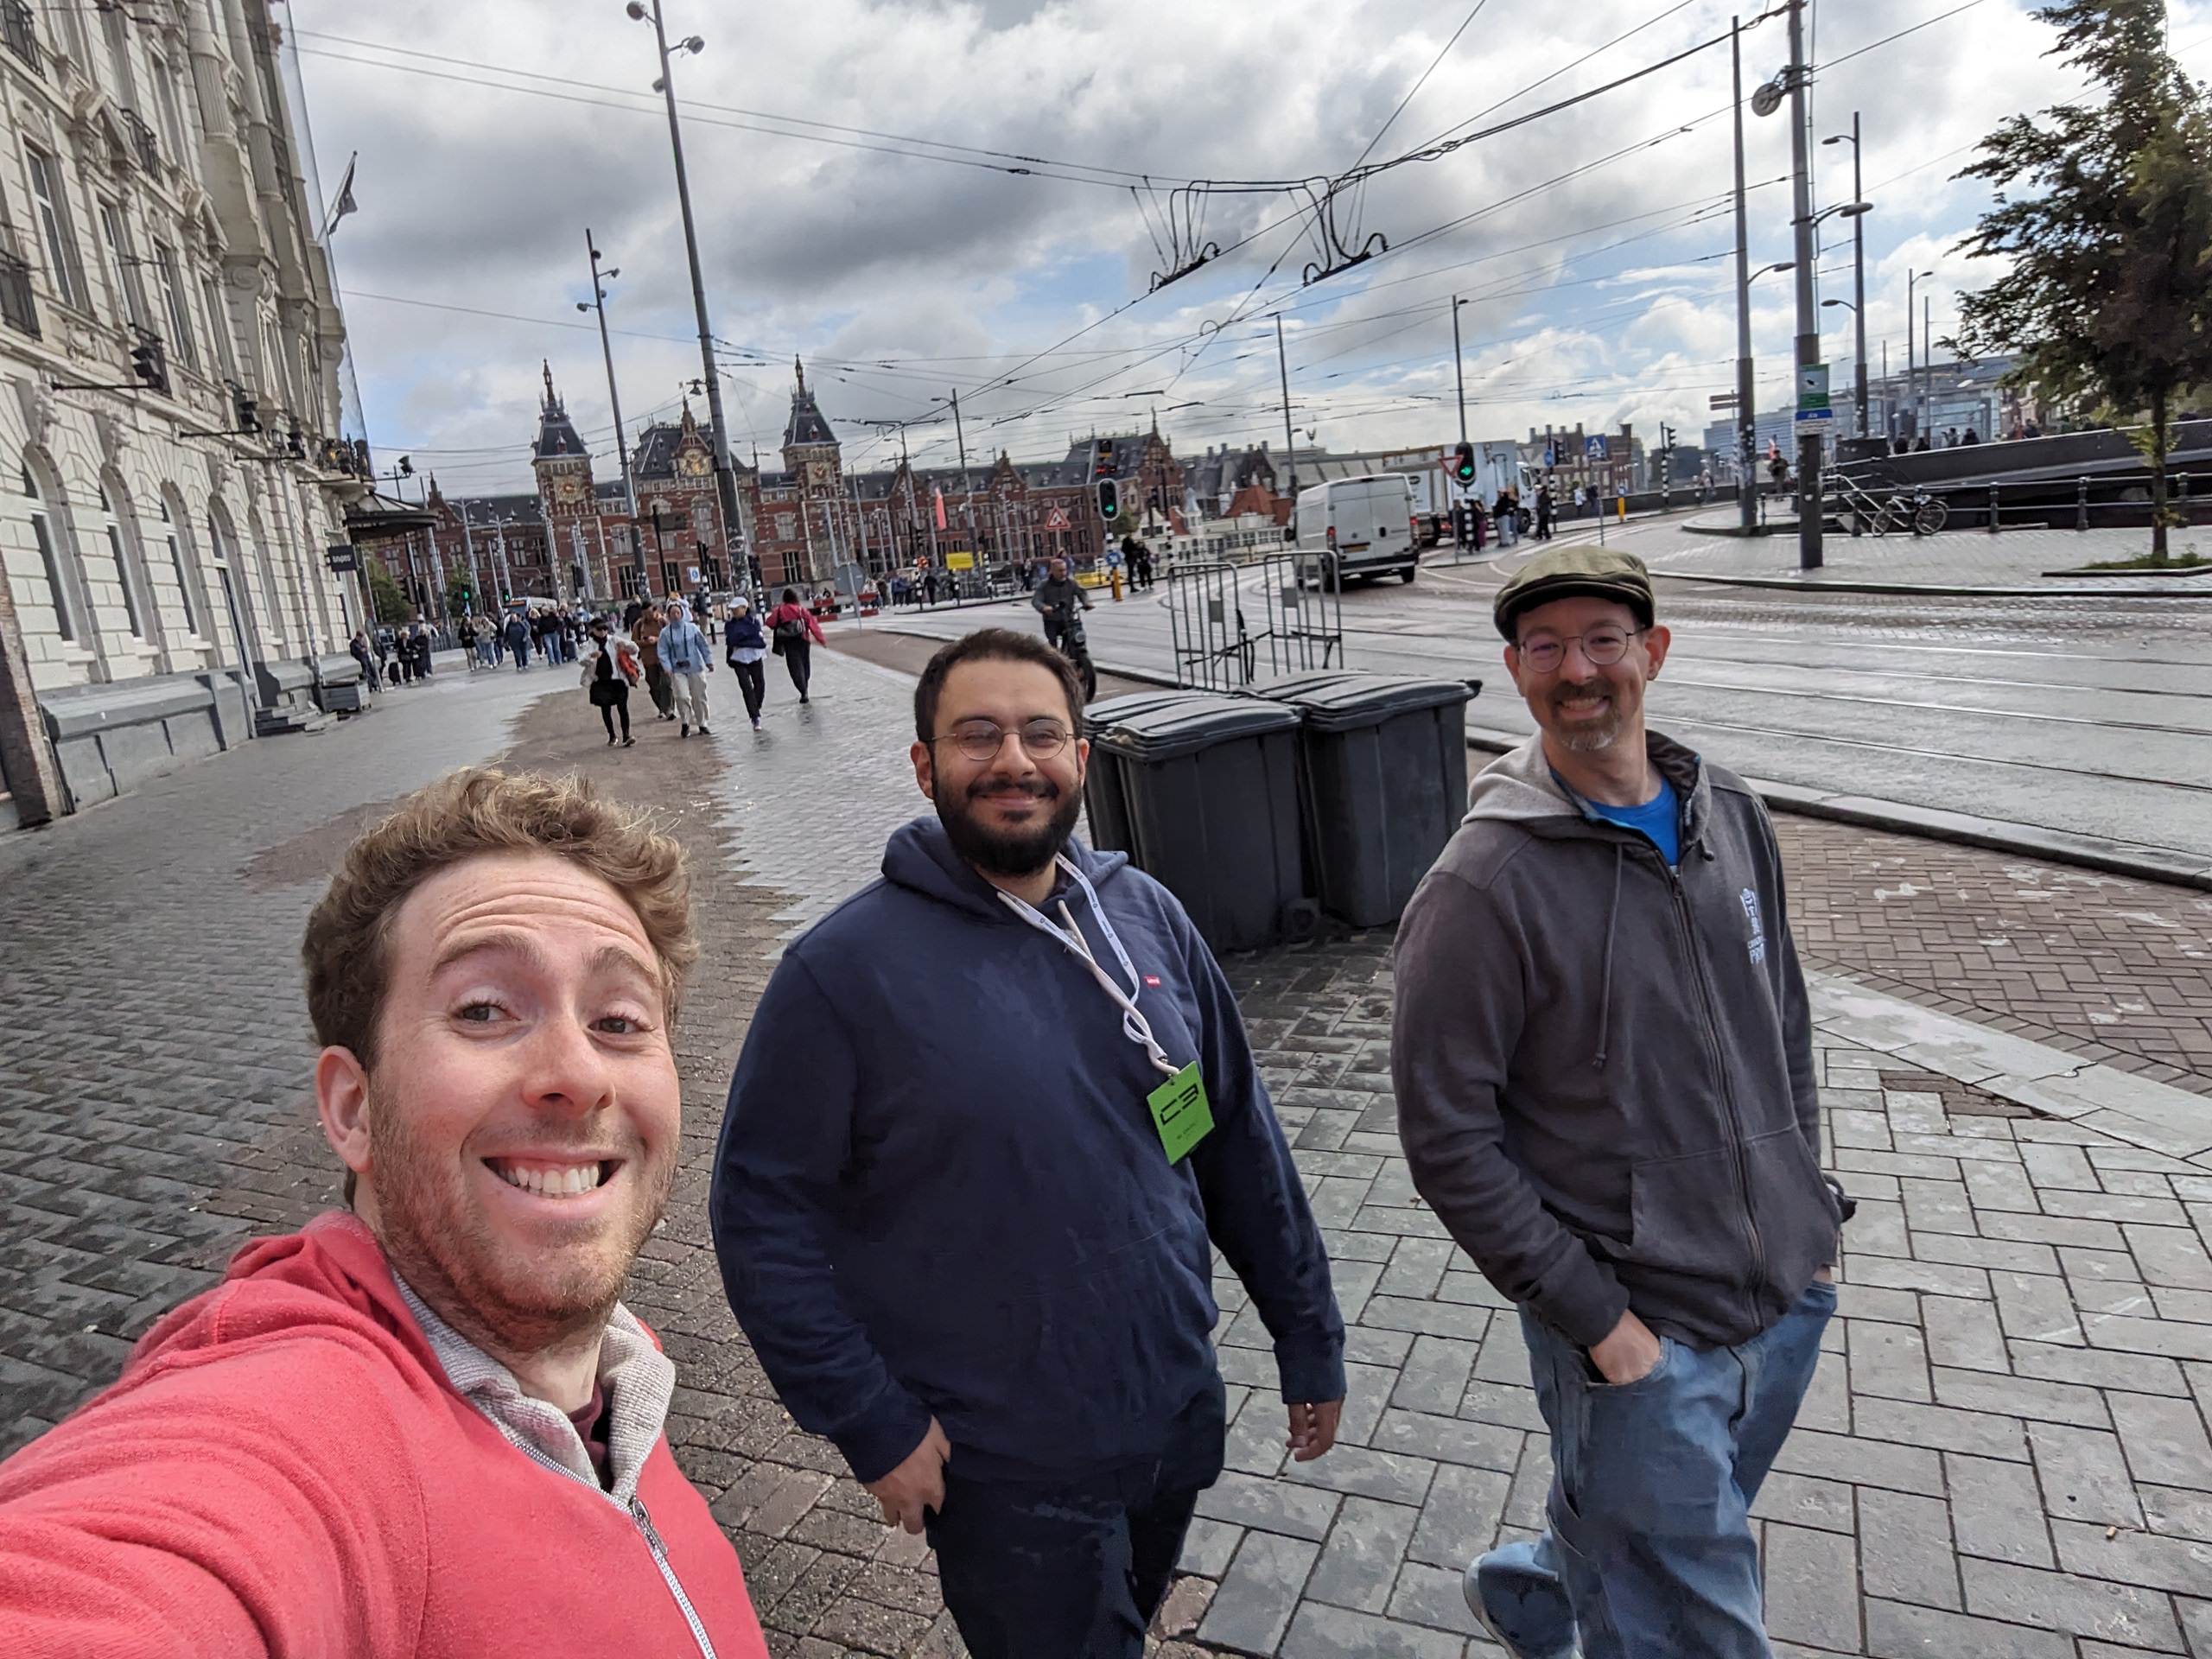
[1662,851,1766,1326]
[504,1433,721,1659]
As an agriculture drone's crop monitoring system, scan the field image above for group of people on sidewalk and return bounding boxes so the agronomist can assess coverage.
[0,544,1847,1659]
[580,589,829,747]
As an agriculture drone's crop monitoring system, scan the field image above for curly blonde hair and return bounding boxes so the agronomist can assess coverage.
[302,768,697,1066]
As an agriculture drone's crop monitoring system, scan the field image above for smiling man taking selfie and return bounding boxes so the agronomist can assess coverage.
[711,627,1344,1659]
[0,770,768,1659]
[1392,548,1847,1659]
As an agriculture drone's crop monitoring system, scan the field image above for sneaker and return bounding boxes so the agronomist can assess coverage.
[1465,1541,1579,1659]
[697,725,710,736]
[680,724,690,738]
[621,735,635,747]
[750,717,761,730]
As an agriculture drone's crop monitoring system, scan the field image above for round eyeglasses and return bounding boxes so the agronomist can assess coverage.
[932,719,1073,762]
[1515,626,1644,675]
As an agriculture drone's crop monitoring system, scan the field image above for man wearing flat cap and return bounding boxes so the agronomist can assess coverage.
[1390,547,1848,1659]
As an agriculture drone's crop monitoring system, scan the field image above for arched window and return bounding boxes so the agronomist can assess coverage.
[24,464,73,641]
[159,495,197,634]
[98,482,143,638]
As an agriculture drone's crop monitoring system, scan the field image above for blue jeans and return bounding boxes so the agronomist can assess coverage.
[1492,1281,1834,1659]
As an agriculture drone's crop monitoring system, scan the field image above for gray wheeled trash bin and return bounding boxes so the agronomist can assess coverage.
[1081,689,1208,853]
[1090,696,1309,951]
[1266,675,1479,927]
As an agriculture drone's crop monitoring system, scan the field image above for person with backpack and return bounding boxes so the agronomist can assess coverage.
[724,596,769,730]
[580,616,639,746]
[763,588,824,704]
[656,600,715,739]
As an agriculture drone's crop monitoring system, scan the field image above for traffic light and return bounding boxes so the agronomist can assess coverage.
[129,334,168,395]
[1093,438,1116,480]
[1452,441,1477,486]
[1096,478,1119,520]
[1451,501,1478,546]
[231,387,261,434]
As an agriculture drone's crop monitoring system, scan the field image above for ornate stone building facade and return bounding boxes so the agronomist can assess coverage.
[0,0,362,826]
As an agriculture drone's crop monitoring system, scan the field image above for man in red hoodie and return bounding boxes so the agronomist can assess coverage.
[0,768,769,1659]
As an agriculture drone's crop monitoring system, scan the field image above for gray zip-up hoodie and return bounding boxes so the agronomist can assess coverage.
[1391,730,1840,1351]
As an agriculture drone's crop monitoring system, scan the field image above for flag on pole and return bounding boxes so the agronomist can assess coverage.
[322,152,359,239]
[933,486,947,531]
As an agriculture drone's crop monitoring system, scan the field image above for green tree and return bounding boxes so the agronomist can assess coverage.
[365,556,411,625]
[1955,0,2212,561]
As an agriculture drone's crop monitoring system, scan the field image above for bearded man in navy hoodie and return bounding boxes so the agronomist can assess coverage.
[711,627,1344,1658]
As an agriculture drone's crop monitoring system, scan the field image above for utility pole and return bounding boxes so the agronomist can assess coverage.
[581,229,639,527]
[1275,314,1299,501]
[1451,295,1468,445]
[1732,17,1758,533]
[950,389,976,570]
[1785,0,1821,569]
[1848,114,1867,438]
[629,0,751,601]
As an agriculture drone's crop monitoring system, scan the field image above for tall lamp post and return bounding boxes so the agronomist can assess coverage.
[1274,315,1299,501]
[1731,16,1758,531]
[1450,295,1471,445]
[1821,115,1872,440]
[1906,267,1934,444]
[576,230,640,588]
[1782,0,1821,569]
[625,0,752,601]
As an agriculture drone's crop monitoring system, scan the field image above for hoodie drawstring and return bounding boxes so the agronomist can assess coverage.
[1593,842,1624,1071]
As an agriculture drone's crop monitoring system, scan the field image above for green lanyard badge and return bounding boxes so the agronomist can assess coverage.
[1147,1062,1214,1163]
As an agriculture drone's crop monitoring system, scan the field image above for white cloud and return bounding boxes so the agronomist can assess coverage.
[285,0,2181,487]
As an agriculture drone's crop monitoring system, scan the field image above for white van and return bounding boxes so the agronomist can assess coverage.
[1293,474,1420,583]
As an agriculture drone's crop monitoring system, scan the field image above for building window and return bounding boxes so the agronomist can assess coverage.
[98,200,148,329]
[153,242,195,369]
[160,497,196,633]
[27,148,85,310]
[25,465,73,640]
[100,485,143,637]
[149,54,188,156]
[200,275,236,378]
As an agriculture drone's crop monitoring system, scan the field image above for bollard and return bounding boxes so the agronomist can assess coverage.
[1616,494,1625,522]
[1989,483,2001,534]
[1111,567,1124,602]
[2076,477,2089,532]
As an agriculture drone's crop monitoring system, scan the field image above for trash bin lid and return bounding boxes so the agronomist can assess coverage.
[1281,675,1478,733]
[1082,688,1205,739]
[1245,671,1358,702]
[1093,696,1301,760]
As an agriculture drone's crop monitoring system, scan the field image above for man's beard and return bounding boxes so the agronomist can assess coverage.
[1547,682,1625,753]
[935,772,1085,877]
[364,1077,673,1362]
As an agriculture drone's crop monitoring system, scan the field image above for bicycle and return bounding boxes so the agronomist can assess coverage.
[1867,488,1948,537]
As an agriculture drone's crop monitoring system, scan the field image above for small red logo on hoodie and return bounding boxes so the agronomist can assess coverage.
[1144,976,1161,987]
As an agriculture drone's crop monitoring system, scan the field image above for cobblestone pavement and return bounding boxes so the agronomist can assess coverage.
[3,647,2211,1656]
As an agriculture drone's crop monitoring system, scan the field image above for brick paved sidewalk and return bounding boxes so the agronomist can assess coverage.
[3,646,2209,1657]
[1650,520,2212,592]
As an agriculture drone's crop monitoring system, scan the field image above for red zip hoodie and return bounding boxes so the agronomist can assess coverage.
[0,1212,769,1659]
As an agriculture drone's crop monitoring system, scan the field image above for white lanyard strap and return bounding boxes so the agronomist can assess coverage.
[999,857,1181,1078]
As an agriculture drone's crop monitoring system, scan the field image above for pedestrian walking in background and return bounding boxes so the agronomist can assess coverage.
[1390,546,1847,1659]
[581,617,639,747]
[409,623,434,682]
[712,630,1344,1659]
[764,588,823,704]
[1535,484,1555,541]
[723,596,768,730]
[502,609,530,672]
[632,601,675,721]
[657,600,714,739]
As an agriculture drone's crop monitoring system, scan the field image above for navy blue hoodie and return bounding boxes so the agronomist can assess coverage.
[709,817,1344,1486]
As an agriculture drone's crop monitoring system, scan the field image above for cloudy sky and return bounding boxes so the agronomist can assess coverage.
[281,0,2212,495]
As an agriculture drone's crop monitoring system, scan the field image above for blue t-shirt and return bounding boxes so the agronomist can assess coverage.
[1587,772,1681,868]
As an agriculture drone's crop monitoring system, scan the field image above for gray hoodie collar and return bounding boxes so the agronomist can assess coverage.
[1465,728,1710,849]
[391,1273,674,1506]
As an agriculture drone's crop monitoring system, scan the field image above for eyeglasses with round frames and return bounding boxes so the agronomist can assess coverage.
[931,718,1074,763]
[1514,626,1646,675]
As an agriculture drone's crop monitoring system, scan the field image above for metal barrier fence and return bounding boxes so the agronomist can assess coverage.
[1164,552,1344,691]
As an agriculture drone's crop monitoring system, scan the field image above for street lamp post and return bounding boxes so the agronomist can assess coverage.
[1906,268,1934,444]
[1731,16,1758,532]
[577,229,639,534]
[626,0,751,601]
[1450,295,1470,446]
[1822,115,1872,439]
[1783,0,1821,570]
[1274,315,1299,501]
